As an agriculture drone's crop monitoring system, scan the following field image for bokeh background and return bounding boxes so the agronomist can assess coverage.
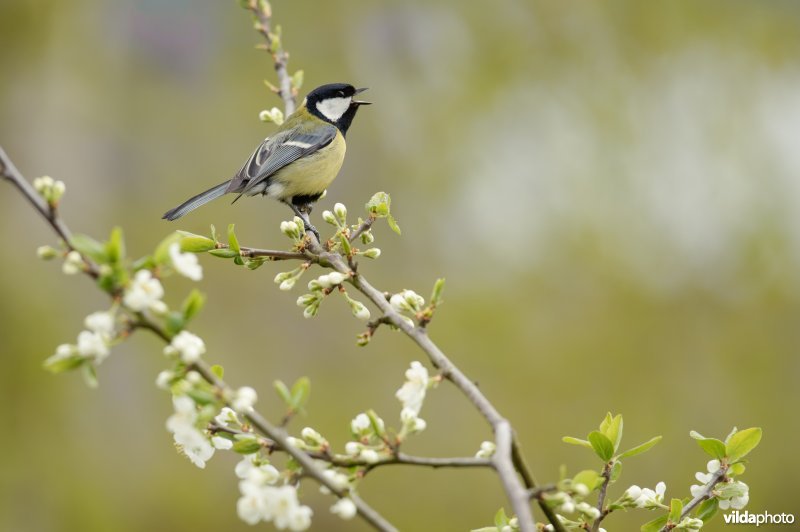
[2,1,799,530]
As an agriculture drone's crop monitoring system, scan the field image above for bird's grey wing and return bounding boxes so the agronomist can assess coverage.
[232,126,338,200]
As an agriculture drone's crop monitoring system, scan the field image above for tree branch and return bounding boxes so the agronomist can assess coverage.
[244,0,296,116]
[659,466,728,532]
[591,462,613,532]
[1,145,397,532]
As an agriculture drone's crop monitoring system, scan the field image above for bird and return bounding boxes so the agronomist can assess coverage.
[162,83,371,238]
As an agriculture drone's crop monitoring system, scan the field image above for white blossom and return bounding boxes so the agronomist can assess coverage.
[351,413,371,433]
[344,441,361,456]
[211,436,233,450]
[236,482,312,530]
[635,482,667,508]
[359,449,380,464]
[166,395,214,468]
[84,311,115,336]
[718,481,749,510]
[62,251,83,275]
[576,502,600,520]
[215,406,240,428]
[623,485,642,502]
[76,330,110,362]
[400,407,426,434]
[395,361,429,415]
[124,270,167,313]
[320,469,349,494]
[163,330,206,363]
[475,440,496,458]
[169,242,203,281]
[232,386,258,412]
[389,289,425,313]
[330,498,357,520]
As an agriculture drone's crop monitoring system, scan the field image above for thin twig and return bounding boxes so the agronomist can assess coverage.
[245,0,296,116]
[659,466,728,531]
[349,215,376,243]
[591,461,613,532]
[0,147,99,279]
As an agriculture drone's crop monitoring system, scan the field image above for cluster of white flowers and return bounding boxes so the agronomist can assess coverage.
[689,460,748,510]
[163,331,206,363]
[169,242,203,281]
[47,310,116,366]
[330,498,357,520]
[123,270,167,313]
[236,454,312,530]
[280,219,305,241]
[344,441,380,464]
[166,395,215,468]
[33,175,65,204]
[674,516,704,530]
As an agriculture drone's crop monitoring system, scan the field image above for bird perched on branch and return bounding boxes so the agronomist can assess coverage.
[162,83,371,237]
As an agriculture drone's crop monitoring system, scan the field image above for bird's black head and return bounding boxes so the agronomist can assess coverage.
[304,83,370,136]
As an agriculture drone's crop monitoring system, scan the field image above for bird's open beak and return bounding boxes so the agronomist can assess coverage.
[353,87,371,105]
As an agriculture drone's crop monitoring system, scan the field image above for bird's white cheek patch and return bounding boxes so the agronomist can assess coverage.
[316,97,351,122]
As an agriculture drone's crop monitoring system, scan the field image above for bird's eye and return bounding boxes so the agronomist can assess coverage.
[338,91,344,97]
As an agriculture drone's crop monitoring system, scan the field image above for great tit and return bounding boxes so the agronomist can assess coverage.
[162,83,370,235]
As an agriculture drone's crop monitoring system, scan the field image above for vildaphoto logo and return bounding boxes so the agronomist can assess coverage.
[723,511,795,526]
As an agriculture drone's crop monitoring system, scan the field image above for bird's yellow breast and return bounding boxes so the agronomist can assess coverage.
[271,132,346,200]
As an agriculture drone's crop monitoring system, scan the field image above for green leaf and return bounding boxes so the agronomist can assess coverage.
[724,426,738,444]
[600,413,623,452]
[233,255,245,266]
[210,224,218,243]
[106,226,125,263]
[430,278,445,307]
[617,436,662,459]
[180,235,216,253]
[367,409,386,438]
[208,248,237,258]
[365,191,391,217]
[690,431,727,459]
[640,514,669,532]
[232,437,262,454]
[290,376,310,410]
[610,460,622,482]
[562,436,593,449]
[291,69,304,90]
[694,498,718,522]
[588,431,614,461]
[82,363,99,388]
[187,388,216,405]
[227,224,240,255]
[573,469,600,491]
[339,234,352,256]
[493,507,509,528]
[725,427,762,462]
[274,380,292,406]
[70,233,108,263]
[154,232,181,265]
[181,289,206,321]
[210,364,224,379]
[43,353,84,373]
[669,499,683,524]
[728,462,746,476]
[387,214,401,235]
[165,311,185,336]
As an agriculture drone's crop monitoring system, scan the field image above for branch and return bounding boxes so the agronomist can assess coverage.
[245,0,296,116]
[0,147,98,279]
[591,462,613,532]
[303,242,564,532]
[659,466,728,532]
[0,145,397,532]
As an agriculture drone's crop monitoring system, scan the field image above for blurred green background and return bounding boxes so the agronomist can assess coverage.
[2,1,799,530]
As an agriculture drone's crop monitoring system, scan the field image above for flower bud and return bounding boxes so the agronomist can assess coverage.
[37,245,59,260]
[360,231,374,245]
[62,251,83,275]
[350,300,370,321]
[333,202,347,223]
[361,248,381,259]
[322,210,337,226]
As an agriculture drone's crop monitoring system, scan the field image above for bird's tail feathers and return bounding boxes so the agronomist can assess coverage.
[162,180,230,221]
